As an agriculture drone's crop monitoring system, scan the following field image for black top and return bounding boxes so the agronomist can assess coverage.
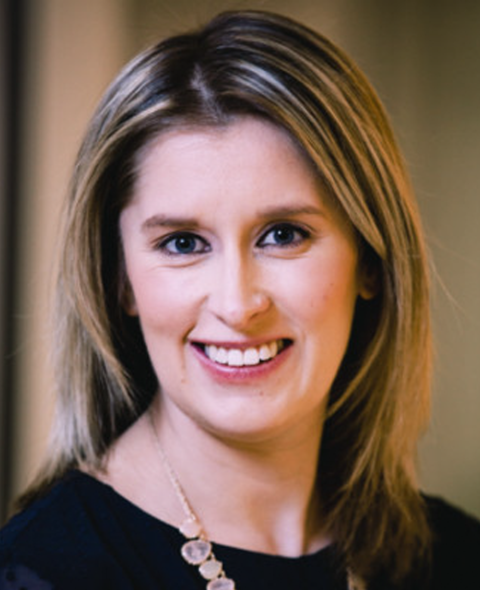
[0,470,479,590]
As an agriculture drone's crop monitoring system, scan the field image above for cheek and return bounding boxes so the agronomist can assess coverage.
[128,268,199,332]
[275,256,359,324]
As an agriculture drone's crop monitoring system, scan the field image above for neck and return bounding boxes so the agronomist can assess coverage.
[150,397,329,557]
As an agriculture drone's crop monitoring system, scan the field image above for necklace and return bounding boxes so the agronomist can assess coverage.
[149,410,236,590]
[148,408,363,590]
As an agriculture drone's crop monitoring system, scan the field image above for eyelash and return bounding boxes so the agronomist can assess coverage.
[155,223,311,256]
[257,223,310,248]
[156,232,211,256]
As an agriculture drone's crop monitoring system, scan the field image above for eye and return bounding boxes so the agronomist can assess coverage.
[258,223,310,248]
[157,232,210,255]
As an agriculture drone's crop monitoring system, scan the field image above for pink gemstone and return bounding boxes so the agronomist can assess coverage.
[181,539,211,565]
[180,518,202,539]
[207,578,235,590]
[199,558,223,580]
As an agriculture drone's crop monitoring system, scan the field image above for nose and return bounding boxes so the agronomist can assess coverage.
[207,253,271,330]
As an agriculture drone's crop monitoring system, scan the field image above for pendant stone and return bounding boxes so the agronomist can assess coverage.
[199,558,223,580]
[181,539,212,565]
[207,578,236,590]
[180,517,202,539]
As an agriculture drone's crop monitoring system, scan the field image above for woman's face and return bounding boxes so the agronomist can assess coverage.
[120,117,371,445]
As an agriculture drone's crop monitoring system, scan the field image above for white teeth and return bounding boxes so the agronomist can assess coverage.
[269,340,278,357]
[206,345,227,364]
[215,346,228,364]
[259,344,271,361]
[204,340,284,367]
[244,348,260,365]
[227,349,243,366]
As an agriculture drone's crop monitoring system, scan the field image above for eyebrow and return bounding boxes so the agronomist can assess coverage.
[140,205,325,233]
[257,205,326,220]
[141,214,200,232]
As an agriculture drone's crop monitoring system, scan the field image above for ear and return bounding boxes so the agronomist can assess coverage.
[358,258,380,300]
[118,263,138,316]
[121,281,138,316]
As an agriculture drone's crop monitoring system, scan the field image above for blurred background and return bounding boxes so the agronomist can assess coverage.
[1,0,479,523]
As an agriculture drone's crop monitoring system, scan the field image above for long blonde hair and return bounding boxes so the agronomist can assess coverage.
[18,10,432,585]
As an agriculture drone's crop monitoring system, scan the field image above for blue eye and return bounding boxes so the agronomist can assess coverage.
[258,223,309,248]
[159,232,210,255]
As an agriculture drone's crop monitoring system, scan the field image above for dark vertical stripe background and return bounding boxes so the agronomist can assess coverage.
[1,0,27,523]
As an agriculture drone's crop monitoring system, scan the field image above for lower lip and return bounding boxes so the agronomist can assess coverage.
[190,343,293,383]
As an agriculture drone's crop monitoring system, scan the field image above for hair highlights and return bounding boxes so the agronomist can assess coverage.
[18,11,432,584]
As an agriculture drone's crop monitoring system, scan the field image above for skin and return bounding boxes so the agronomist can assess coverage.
[103,116,372,556]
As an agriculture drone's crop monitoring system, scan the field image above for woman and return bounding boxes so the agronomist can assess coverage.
[1,9,479,590]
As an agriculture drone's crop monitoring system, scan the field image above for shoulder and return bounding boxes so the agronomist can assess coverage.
[425,494,480,548]
[370,496,480,590]
[424,495,480,588]
[1,470,106,549]
[0,471,116,588]
[0,471,188,590]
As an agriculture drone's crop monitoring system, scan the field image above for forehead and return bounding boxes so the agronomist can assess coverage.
[130,116,347,229]
[137,116,308,167]
[132,117,318,200]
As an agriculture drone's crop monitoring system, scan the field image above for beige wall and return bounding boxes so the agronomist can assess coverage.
[12,0,130,490]
[11,0,480,518]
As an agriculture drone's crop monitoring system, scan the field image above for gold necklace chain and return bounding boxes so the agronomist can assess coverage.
[149,409,236,590]
[148,408,364,590]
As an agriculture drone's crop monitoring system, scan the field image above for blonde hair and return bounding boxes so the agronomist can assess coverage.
[18,10,432,585]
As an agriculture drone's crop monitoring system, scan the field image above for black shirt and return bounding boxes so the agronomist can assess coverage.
[0,471,479,589]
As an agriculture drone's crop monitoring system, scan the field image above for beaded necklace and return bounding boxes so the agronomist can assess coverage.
[148,409,364,590]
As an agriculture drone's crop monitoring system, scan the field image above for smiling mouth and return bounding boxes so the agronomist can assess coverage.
[196,339,291,368]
